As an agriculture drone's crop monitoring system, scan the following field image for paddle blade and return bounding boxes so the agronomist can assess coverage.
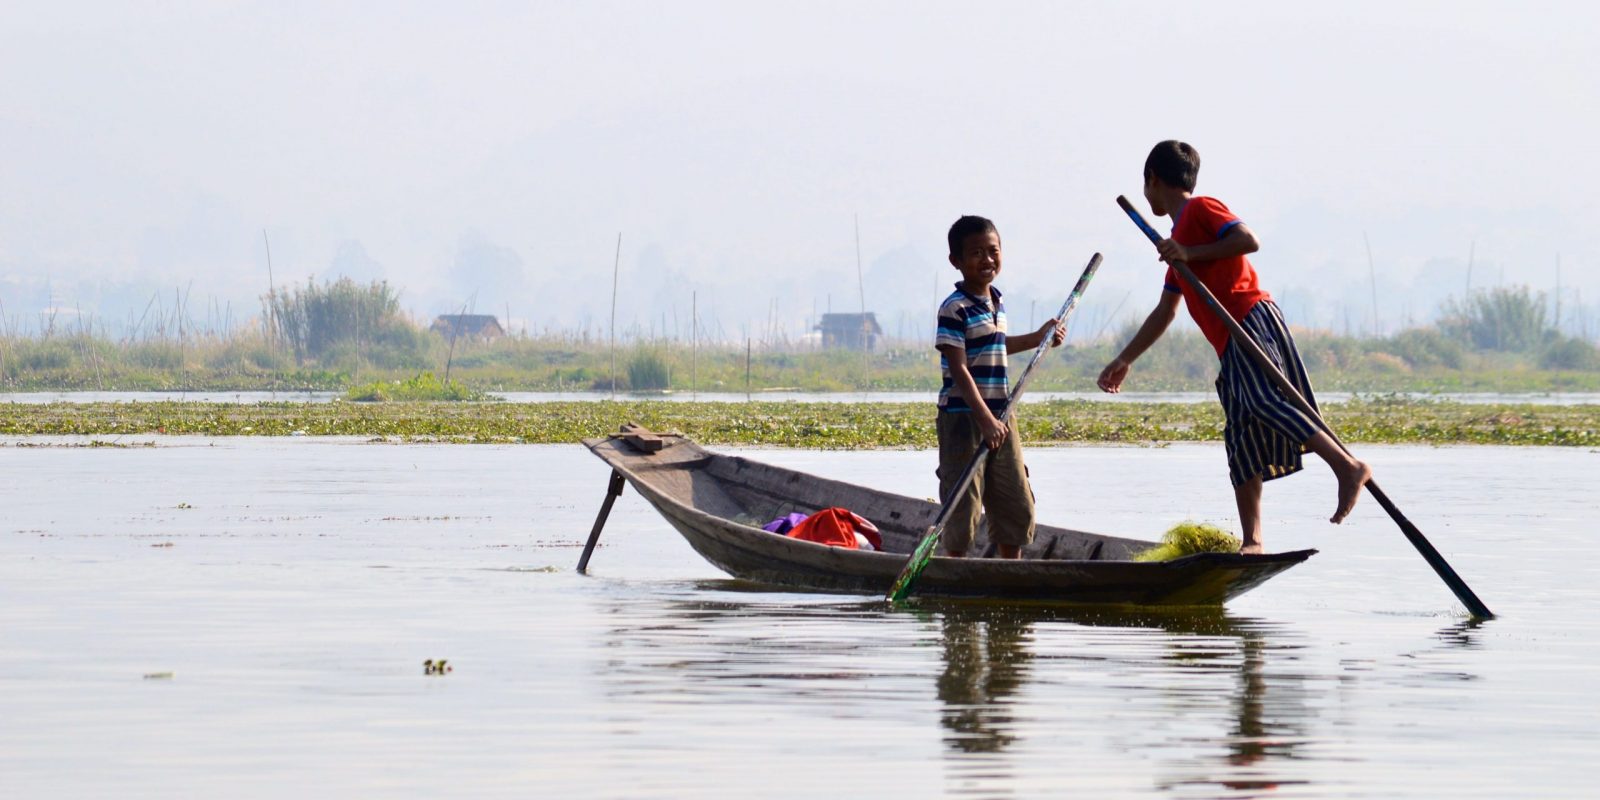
[886,525,942,603]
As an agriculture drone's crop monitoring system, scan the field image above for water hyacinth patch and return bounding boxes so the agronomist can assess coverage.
[344,372,492,402]
[1132,522,1243,561]
[0,398,1594,447]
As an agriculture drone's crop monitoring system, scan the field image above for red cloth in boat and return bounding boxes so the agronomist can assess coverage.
[786,508,882,550]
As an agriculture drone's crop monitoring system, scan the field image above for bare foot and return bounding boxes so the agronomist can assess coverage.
[1239,542,1264,555]
[1331,460,1373,523]
[996,544,1024,560]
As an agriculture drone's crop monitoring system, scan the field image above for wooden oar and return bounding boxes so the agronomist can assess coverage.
[1115,196,1493,618]
[886,253,1104,603]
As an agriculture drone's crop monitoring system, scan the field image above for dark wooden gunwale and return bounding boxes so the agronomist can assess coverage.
[583,434,1314,605]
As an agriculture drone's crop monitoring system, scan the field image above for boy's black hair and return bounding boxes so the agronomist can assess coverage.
[947,215,999,256]
[1144,140,1200,192]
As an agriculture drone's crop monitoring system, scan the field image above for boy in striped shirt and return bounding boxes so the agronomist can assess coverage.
[1098,141,1371,554]
[936,215,1066,559]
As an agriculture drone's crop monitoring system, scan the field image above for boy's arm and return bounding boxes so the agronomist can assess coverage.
[1097,291,1181,393]
[1006,317,1067,354]
[938,344,1008,449]
[1156,224,1259,265]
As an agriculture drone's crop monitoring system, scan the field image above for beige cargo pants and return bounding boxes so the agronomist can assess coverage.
[935,411,1036,554]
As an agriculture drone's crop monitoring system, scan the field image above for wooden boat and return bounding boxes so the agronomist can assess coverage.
[581,428,1315,605]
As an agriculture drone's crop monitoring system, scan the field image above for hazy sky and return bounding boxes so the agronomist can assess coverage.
[3,1,1597,340]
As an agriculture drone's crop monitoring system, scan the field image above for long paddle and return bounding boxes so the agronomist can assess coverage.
[886,253,1104,603]
[1115,196,1493,619]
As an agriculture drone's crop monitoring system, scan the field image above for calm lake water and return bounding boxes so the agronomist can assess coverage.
[3,438,1597,798]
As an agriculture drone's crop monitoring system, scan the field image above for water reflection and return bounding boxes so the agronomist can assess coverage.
[595,590,917,715]
[917,603,1312,796]
[597,589,1320,796]
[931,605,1031,755]
[1434,618,1489,650]
[1219,620,1281,791]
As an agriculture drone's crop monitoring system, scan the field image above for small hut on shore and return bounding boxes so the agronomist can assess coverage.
[431,314,505,342]
[817,312,882,351]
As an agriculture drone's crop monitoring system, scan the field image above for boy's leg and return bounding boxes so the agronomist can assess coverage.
[1217,354,1274,551]
[936,412,984,557]
[1303,430,1372,523]
[980,422,1036,559]
[1251,301,1371,522]
[1234,475,1264,554]
[1225,300,1371,531]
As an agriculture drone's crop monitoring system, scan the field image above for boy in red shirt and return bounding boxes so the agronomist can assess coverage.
[1098,140,1371,554]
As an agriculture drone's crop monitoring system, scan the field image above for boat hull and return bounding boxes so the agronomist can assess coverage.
[584,433,1313,605]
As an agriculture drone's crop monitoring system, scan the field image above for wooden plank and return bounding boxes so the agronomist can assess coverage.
[618,422,663,453]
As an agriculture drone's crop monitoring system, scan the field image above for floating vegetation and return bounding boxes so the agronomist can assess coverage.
[344,371,492,402]
[0,398,1594,447]
[423,659,452,675]
[3,439,159,449]
[1132,522,1243,561]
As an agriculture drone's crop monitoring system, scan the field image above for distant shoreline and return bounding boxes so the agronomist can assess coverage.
[4,389,1600,407]
[2,399,1595,448]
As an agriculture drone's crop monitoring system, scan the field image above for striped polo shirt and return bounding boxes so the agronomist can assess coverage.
[935,284,1008,415]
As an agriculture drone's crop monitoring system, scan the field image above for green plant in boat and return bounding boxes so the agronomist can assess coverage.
[1132,521,1242,561]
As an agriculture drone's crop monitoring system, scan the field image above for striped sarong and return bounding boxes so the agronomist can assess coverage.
[1216,300,1321,487]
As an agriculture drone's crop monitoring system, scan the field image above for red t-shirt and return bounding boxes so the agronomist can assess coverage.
[1162,196,1271,356]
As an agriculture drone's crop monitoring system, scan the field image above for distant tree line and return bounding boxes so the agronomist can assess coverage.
[1,281,1597,392]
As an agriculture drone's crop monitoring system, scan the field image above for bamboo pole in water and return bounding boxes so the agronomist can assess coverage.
[354,297,362,384]
[854,214,868,387]
[692,291,698,400]
[1555,254,1562,334]
[443,299,468,384]
[610,233,621,400]
[1364,233,1380,336]
[263,230,276,343]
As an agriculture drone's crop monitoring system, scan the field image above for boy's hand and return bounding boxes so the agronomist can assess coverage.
[1156,238,1190,264]
[1036,317,1067,347]
[977,413,1008,450]
[1097,357,1130,393]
